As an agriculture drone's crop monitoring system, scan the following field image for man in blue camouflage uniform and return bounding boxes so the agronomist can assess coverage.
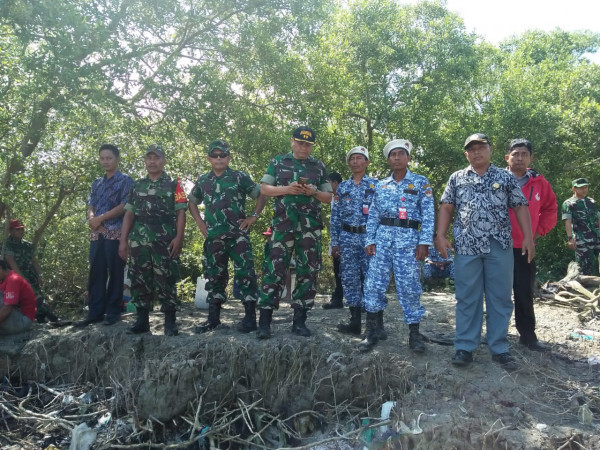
[436,133,534,371]
[119,144,187,336]
[360,139,434,352]
[257,126,333,339]
[422,244,454,289]
[330,146,378,336]
[188,140,267,334]
[563,178,600,275]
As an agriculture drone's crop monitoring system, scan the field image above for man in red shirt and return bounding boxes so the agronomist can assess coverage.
[0,259,37,335]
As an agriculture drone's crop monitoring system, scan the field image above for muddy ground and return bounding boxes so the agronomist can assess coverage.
[1,289,599,449]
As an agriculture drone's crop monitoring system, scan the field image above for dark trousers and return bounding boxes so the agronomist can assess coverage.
[88,236,125,320]
[332,255,343,301]
[513,248,537,343]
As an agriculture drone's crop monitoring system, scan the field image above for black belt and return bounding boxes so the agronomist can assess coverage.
[380,218,420,229]
[341,223,366,234]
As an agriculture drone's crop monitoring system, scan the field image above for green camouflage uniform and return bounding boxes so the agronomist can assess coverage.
[259,152,332,309]
[189,167,261,305]
[562,195,600,275]
[125,172,188,310]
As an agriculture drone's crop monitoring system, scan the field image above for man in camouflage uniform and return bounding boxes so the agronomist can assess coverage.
[360,139,434,353]
[3,219,57,323]
[188,140,267,334]
[330,146,378,336]
[257,126,333,339]
[563,178,600,275]
[119,144,187,336]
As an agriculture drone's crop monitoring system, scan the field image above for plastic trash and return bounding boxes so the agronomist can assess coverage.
[578,404,593,425]
[380,401,396,433]
[588,356,600,366]
[569,332,594,341]
[194,277,209,309]
[69,423,97,450]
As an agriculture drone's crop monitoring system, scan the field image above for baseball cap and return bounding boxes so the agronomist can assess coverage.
[292,126,316,144]
[346,146,369,163]
[383,139,412,159]
[464,133,491,149]
[9,219,25,229]
[146,144,166,157]
[262,227,273,236]
[208,140,230,155]
[572,178,590,188]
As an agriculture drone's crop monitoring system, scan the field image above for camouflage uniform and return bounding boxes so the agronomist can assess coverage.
[259,152,332,309]
[363,170,435,321]
[4,236,41,295]
[562,196,600,275]
[189,168,261,305]
[125,172,188,310]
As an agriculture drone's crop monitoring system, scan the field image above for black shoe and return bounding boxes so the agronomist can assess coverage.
[292,307,311,337]
[72,317,103,328]
[451,350,473,366]
[337,307,361,335]
[102,316,120,326]
[195,303,222,334]
[408,323,425,353]
[492,352,518,371]
[237,301,257,333]
[164,311,179,336]
[357,312,379,352]
[127,308,150,334]
[257,308,273,339]
[322,299,344,309]
[374,310,387,341]
[520,339,550,352]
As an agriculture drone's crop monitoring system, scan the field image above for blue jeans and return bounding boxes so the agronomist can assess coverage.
[88,236,125,320]
[454,238,514,355]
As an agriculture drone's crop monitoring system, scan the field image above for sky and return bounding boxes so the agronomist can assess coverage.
[408,0,600,62]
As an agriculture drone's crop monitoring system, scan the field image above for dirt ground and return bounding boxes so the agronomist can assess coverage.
[1,288,599,449]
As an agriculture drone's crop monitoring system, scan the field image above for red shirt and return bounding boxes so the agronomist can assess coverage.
[0,270,37,321]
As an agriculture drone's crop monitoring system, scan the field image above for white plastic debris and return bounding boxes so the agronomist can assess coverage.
[535,423,548,431]
[194,277,209,309]
[578,404,593,425]
[69,423,97,450]
[587,356,600,366]
[97,412,112,428]
[380,401,396,433]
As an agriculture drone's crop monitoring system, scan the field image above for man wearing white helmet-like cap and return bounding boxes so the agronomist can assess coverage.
[359,139,434,352]
[329,146,378,336]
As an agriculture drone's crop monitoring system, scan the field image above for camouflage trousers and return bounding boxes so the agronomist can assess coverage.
[129,240,180,311]
[339,231,370,307]
[202,231,258,305]
[21,269,52,320]
[575,237,600,275]
[259,225,321,309]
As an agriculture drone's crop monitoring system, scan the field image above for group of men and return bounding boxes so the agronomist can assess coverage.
[1,128,599,373]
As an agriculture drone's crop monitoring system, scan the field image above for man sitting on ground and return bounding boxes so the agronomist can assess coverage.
[0,259,37,335]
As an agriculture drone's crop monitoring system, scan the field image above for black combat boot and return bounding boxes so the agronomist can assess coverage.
[291,306,311,337]
[256,308,273,339]
[237,301,257,333]
[337,307,361,335]
[164,310,179,336]
[127,307,150,334]
[194,302,222,334]
[358,312,379,352]
[374,310,387,341]
[408,323,425,353]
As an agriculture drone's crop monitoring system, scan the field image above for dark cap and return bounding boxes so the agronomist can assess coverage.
[464,133,491,149]
[572,178,589,188]
[328,171,343,183]
[9,219,25,229]
[292,126,316,144]
[208,140,230,155]
[507,138,532,153]
[146,144,165,157]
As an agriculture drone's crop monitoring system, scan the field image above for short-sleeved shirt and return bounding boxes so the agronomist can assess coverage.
[124,172,188,244]
[0,270,37,321]
[88,170,134,240]
[330,175,378,247]
[562,196,600,240]
[189,168,260,239]
[440,164,528,255]
[261,152,332,231]
[3,237,38,282]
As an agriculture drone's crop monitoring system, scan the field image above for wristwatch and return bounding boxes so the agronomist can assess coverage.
[566,236,573,241]
[251,211,259,217]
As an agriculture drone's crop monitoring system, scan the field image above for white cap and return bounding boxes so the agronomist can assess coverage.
[383,139,412,159]
[346,146,369,163]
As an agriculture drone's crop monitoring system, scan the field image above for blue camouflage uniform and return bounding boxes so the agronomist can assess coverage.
[330,175,378,307]
[363,170,435,322]
[423,247,455,281]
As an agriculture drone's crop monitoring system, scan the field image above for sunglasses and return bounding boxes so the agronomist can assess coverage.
[209,152,230,159]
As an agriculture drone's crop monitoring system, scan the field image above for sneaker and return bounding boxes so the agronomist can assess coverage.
[451,350,473,366]
[492,352,518,371]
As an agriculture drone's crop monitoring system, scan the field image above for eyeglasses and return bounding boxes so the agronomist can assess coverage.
[209,153,230,159]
